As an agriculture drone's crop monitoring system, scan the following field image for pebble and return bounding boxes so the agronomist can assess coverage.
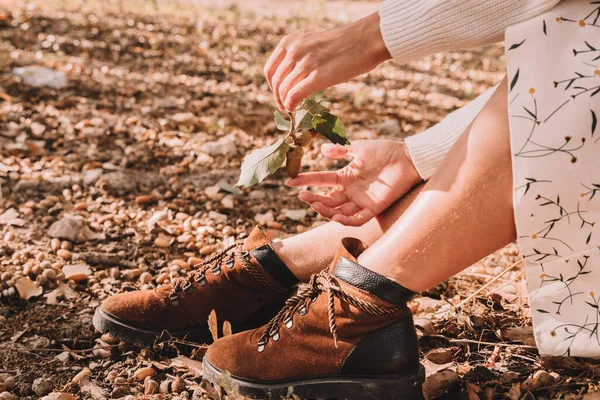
[0,316,6,325]
[122,268,142,280]
[36,275,48,286]
[139,272,153,285]
[133,367,156,382]
[156,273,169,284]
[171,377,186,394]
[92,346,112,359]
[42,394,76,400]
[0,376,14,391]
[0,272,12,281]
[31,265,43,275]
[177,233,193,243]
[155,234,173,247]
[135,195,152,204]
[57,249,72,260]
[111,386,129,398]
[172,259,189,269]
[144,379,159,395]
[187,257,202,267]
[0,393,16,400]
[71,368,91,385]
[199,245,214,256]
[32,377,54,396]
[50,238,61,252]
[40,260,52,269]
[159,380,171,394]
[3,232,14,242]
[42,269,57,280]
[100,333,119,345]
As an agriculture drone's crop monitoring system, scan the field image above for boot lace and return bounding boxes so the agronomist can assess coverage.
[257,269,404,352]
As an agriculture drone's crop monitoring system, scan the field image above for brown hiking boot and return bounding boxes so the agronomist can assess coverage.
[93,226,298,346]
[203,238,425,400]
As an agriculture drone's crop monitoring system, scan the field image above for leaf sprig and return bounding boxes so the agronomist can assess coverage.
[236,91,349,187]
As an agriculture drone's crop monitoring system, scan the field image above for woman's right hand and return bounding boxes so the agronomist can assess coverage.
[287,140,423,226]
[264,11,391,112]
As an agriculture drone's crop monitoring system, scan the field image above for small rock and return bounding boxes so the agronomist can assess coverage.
[139,272,153,284]
[92,346,112,359]
[13,66,67,89]
[136,195,152,204]
[155,233,173,248]
[0,392,16,400]
[159,380,171,394]
[71,368,91,385]
[62,264,91,281]
[208,211,227,224]
[48,217,82,242]
[204,185,223,201]
[32,378,53,396]
[254,212,274,225]
[521,370,558,391]
[111,386,129,398]
[201,135,237,156]
[144,379,159,395]
[42,394,76,400]
[42,269,57,281]
[133,367,156,382]
[82,168,103,186]
[221,195,235,209]
[249,190,266,200]
[50,238,61,252]
[100,333,119,345]
[199,245,214,256]
[30,121,46,136]
[122,268,142,280]
[171,377,186,394]
[57,249,72,260]
[0,316,6,326]
[283,209,307,221]
[156,273,169,284]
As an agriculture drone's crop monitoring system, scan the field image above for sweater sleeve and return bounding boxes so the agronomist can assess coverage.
[379,0,561,63]
[405,84,497,180]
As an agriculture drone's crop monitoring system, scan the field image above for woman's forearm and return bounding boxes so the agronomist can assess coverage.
[379,0,561,63]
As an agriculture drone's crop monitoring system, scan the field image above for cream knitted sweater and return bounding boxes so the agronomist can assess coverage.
[379,0,561,179]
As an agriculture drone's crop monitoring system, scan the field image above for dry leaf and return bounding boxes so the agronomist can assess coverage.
[62,264,92,280]
[208,309,218,342]
[45,282,80,305]
[15,277,43,300]
[170,355,204,376]
[223,320,232,337]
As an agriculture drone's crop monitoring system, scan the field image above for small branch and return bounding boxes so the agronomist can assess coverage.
[450,338,537,350]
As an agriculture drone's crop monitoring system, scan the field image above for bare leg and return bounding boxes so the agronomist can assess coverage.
[274,184,424,281]
[358,77,515,291]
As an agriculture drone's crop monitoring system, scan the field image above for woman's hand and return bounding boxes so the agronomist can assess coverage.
[264,12,391,112]
[287,140,423,226]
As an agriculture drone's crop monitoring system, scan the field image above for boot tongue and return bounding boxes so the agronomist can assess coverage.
[331,238,415,305]
[242,226,272,251]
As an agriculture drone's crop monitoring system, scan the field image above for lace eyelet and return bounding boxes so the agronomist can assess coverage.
[284,318,293,329]
[257,341,267,353]
[168,293,179,306]
[225,258,235,269]
[211,266,222,276]
[298,305,307,316]
[272,332,280,342]
[241,251,250,260]
[182,281,193,293]
[195,274,206,286]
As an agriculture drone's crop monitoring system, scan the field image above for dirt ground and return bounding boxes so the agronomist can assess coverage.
[1,1,599,399]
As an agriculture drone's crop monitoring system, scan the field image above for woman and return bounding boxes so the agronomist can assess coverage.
[94,0,599,398]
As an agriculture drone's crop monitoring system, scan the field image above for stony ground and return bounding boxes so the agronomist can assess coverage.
[1,1,599,399]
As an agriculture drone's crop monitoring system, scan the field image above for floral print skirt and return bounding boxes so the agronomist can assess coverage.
[506,0,600,357]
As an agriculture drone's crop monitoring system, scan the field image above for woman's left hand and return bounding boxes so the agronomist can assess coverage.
[287,139,423,226]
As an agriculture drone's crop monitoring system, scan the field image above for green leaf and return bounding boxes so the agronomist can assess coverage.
[311,112,349,145]
[274,111,291,131]
[294,109,313,131]
[236,136,291,187]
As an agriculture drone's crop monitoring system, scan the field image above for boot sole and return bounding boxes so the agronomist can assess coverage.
[93,306,216,346]
[203,357,425,400]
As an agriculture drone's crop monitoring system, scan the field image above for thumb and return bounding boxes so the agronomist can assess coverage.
[321,143,353,160]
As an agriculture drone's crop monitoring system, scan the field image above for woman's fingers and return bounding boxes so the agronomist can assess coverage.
[332,209,375,227]
[298,190,348,208]
[287,170,340,187]
[310,201,341,219]
[270,58,296,110]
[321,143,352,159]
[278,67,307,109]
[337,203,362,216]
[283,72,320,112]
[264,46,287,92]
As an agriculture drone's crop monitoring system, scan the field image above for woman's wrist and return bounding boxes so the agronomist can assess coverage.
[346,12,392,67]
[399,141,424,185]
